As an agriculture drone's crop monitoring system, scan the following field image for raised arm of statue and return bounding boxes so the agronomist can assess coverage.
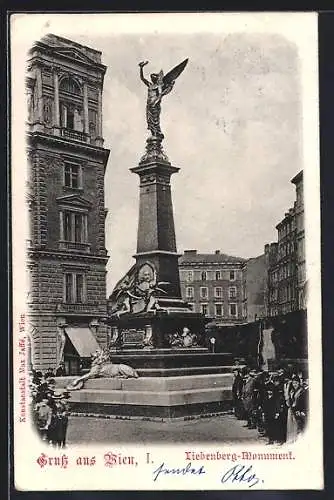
[139,61,150,87]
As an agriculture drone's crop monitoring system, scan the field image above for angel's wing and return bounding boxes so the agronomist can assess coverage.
[163,59,188,87]
[157,70,164,85]
[109,264,137,301]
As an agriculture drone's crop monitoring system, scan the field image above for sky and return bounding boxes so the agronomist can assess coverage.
[13,13,317,295]
[83,31,302,294]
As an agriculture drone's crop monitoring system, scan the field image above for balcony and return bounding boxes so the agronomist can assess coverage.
[60,128,89,143]
[58,241,91,253]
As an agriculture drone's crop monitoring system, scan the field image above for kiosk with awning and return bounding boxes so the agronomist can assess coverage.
[64,327,100,375]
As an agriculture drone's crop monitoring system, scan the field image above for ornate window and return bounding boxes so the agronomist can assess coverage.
[57,193,92,253]
[62,211,87,243]
[186,287,194,299]
[60,104,83,131]
[200,287,208,299]
[59,77,81,95]
[59,76,84,135]
[64,162,82,189]
[64,272,86,303]
[214,286,222,298]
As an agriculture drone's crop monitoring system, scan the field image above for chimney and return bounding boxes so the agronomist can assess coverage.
[215,250,220,255]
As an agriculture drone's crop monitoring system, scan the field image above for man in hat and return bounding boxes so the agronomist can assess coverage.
[262,383,278,444]
[253,370,269,436]
[262,380,286,445]
[58,391,71,448]
[232,367,244,419]
[241,368,257,429]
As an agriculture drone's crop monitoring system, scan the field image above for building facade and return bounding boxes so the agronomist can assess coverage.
[179,250,246,325]
[264,242,278,317]
[242,254,267,323]
[26,34,110,374]
[265,170,305,317]
[291,171,306,309]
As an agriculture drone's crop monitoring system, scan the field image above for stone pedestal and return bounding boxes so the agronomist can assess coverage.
[100,138,233,418]
[56,359,235,419]
[108,310,208,350]
[108,148,210,348]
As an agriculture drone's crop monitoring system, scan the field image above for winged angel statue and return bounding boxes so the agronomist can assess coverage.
[139,58,188,140]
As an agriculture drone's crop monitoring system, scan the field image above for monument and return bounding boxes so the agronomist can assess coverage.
[107,58,208,349]
[60,60,235,418]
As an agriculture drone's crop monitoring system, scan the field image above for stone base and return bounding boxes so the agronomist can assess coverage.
[70,400,232,419]
[55,372,233,418]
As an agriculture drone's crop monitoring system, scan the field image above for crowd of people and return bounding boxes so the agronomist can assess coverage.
[232,365,308,445]
[28,368,71,447]
[28,361,308,447]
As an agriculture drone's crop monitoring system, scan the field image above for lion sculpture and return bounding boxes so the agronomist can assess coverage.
[66,348,139,391]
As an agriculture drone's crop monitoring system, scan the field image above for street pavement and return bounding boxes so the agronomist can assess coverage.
[67,414,264,445]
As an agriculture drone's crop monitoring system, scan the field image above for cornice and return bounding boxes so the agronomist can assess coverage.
[27,131,110,163]
[27,249,109,264]
[29,42,107,74]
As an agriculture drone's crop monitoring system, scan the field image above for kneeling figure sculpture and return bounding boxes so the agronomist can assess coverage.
[67,348,139,390]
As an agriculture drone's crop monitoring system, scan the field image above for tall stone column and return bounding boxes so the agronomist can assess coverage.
[53,68,60,135]
[95,87,104,147]
[33,66,44,132]
[59,211,64,240]
[26,84,34,123]
[83,81,89,136]
[131,154,182,299]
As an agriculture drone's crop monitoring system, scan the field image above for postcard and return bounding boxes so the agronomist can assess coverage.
[11,12,323,491]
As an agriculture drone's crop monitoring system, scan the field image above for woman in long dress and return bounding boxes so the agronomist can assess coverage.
[285,375,306,443]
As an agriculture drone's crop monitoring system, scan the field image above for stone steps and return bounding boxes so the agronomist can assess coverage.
[54,353,236,418]
[56,373,233,391]
[67,387,231,406]
[136,365,236,377]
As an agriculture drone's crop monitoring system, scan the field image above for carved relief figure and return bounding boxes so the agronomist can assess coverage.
[43,97,53,125]
[168,327,198,348]
[110,263,170,316]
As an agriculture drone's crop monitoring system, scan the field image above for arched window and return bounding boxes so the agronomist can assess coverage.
[59,76,83,132]
[59,77,82,95]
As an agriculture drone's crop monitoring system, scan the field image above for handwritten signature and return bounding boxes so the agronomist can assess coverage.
[152,462,206,482]
[221,464,263,488]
